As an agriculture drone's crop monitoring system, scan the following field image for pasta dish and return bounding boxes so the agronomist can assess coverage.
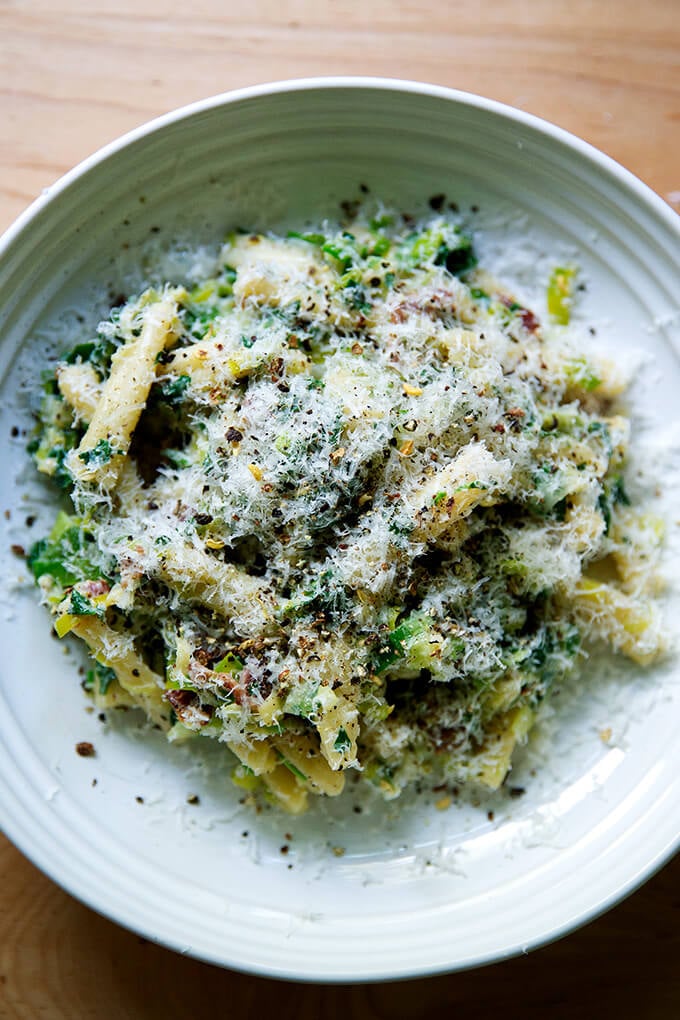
[27,207,664,812]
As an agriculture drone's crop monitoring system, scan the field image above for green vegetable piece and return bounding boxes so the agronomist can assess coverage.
[454,480,487,492]
[441,235,477,276]
[26,538,76,586]
[541,407,584,434]
[63,335,117,374]
[279,754,308,782]
[373,613,431,673]
[163,449,191,470]
[501,558,529,578]
[448,638,466,660]
[86,662,116,695]
[69,590,98,616]
[274,432,291,454]
[40,370,58,396]
[284,678,321,720]
[334,728,351,753]
[189,280,217,304]
[611,476,631,506]
[184,306,219,339]
[322,243,350,266]
[547,266,576,325]
[564,357,600,392]
[369,214,394,232]
[408,228,445,264]
[599,471,632,534]
[48,447,75,491]
[561,628,581,656]
[159,374,191,404]
[64,341,95,363]
[27,514,112,591]
[288,231,326,245]
[344,285,371,312]
[218,266,237,295]
[339,268,362,289]
[528,463,574,517]
[214,652,244,674]
[401,225,476,276]
[50,511,77,542]
[520,624,579,692]
[370,236,391,257]
[78,438,113,467]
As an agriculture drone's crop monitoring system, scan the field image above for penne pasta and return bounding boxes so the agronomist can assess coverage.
[68,291,182,489]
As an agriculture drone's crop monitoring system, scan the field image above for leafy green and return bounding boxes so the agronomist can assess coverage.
[84,662,117,696]
[528,463,570,517]
[611,475,630,507]
[283,569,349,620]
[344,284,371,313]
[184,306,220,339]
[159,374,191,404]
[78,438,114,467]
[370,236,391,257]
[518,624,581,695]
[322,235,356,271]
[598,475,629,535]
[48,446,76,490]
[288,231,326,245]
[372,614,429,673]
[214,652,244,674]
[369,214,394,232]
[440,235,477,276]
[27,514,113,591]
[63,335,117,374]
[284,678,321,720]
[333,728,351,753]
[69,590,98,616]
[400,225,477,276]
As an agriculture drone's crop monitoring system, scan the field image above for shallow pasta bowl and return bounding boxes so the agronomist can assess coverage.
[0,78,679,982]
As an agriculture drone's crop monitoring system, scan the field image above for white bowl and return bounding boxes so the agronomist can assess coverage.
[0,78,678,982]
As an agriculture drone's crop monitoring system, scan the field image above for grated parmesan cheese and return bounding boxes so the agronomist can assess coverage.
[25,204,666,812]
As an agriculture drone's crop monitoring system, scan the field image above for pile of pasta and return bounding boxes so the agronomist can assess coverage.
[28,208,664,812]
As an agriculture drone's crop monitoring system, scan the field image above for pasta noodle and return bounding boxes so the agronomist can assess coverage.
[68,290,182,489]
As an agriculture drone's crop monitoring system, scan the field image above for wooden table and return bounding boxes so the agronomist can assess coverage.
[0,2,678,1016]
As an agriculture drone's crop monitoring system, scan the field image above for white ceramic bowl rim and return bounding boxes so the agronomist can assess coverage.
[2,76,678,259]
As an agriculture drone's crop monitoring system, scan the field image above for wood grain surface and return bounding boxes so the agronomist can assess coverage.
[0,2,678,1017]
